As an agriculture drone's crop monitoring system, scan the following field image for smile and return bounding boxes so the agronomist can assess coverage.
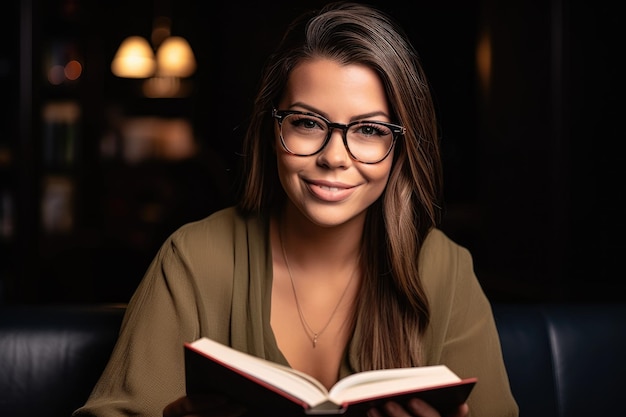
[305,180,355,202]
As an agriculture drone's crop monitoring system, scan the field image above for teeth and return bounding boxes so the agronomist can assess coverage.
[320,185,340,191]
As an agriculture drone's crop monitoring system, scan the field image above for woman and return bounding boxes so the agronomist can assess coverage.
[74,2,518,417]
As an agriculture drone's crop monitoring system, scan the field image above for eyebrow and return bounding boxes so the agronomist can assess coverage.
[287,102,391,122]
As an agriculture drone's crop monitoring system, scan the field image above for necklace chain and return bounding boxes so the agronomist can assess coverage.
[279,225,358,348]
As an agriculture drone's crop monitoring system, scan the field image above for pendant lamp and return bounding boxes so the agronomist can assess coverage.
[111,36,157,78]
[111,18,196,80]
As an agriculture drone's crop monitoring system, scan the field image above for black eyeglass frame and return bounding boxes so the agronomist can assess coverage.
[272,108,406,164]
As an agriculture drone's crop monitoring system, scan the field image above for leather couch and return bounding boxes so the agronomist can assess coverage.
[1,303,624,417]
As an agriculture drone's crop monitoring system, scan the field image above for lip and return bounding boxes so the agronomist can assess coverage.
[304,179,356,202]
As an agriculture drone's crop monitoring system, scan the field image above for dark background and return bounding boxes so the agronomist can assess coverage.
[0,0,623,305]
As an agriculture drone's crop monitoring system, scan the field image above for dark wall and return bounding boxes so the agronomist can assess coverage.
[474,0,624,301]
[3,0,623,304]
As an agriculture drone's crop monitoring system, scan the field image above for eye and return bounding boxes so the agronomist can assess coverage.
[289,115,326,132]
[353,122,392,137]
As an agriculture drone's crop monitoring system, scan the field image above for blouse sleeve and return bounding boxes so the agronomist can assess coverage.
[420,229,519,417]
[72,212,236,417]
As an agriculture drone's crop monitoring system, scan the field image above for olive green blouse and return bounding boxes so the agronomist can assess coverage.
[73,206,518,417]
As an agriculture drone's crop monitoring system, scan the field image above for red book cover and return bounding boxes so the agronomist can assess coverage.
[184,337,477,416]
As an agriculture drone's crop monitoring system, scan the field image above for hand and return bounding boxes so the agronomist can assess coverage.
[366,399,469,417]
[162,394,247,417]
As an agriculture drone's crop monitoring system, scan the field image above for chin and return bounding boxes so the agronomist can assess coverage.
[300,206,367,229]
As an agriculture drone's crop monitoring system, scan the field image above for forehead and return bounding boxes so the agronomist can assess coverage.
[280,58,389,119]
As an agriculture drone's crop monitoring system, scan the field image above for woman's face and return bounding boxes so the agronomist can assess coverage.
[275,58,394,228]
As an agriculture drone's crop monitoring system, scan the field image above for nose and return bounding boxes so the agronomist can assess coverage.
[317,128,351,167]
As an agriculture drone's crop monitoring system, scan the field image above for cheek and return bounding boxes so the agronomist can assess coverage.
[276,150,303,191]
[356,161,393,206]
[363,155,394,188]
[373,167,392,197]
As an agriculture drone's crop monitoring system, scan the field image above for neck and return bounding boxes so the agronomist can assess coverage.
[277,205,364,266]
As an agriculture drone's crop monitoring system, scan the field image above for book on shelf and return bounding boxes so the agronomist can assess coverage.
[184,337,477,416]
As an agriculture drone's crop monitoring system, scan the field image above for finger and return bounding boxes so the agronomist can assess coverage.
[383,401,413,416]
[367,406,384,417]
[405,398,439,417]
[446,402,469,417]
[405,398,468,417]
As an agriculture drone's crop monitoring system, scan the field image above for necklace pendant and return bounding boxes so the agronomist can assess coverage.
[313,334,318,348]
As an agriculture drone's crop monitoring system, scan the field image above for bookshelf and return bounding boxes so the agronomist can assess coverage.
[2,0,234,304]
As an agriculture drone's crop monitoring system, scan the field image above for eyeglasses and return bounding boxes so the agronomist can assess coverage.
[272,109,405,164]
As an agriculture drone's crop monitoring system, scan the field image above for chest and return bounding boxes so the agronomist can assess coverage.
[270,278,356,390]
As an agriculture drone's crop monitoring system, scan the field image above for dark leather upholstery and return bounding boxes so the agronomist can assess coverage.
[493,303,626,417]
[0,303,624,417]
[0,304,125,417]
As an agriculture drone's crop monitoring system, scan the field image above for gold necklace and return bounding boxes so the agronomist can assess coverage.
[279,226,358,348]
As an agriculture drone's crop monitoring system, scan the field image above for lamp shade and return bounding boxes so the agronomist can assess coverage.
[155,36,196,77]
[111,36,156,78]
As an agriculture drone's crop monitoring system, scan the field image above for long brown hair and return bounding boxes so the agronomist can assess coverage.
[237,2,443,370]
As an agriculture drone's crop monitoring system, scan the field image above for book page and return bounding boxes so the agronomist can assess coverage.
[328,365,461,403]
[188,339,466,410]
[189,338,330,406]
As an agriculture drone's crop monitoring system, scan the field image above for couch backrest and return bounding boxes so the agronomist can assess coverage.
[1,303,625,417]
[0,304,125,417]
[493,303,626,417]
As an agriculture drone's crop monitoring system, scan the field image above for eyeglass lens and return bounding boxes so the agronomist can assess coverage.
[279,113,395,163]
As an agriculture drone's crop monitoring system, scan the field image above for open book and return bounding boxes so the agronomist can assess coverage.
[184,337,477,416]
